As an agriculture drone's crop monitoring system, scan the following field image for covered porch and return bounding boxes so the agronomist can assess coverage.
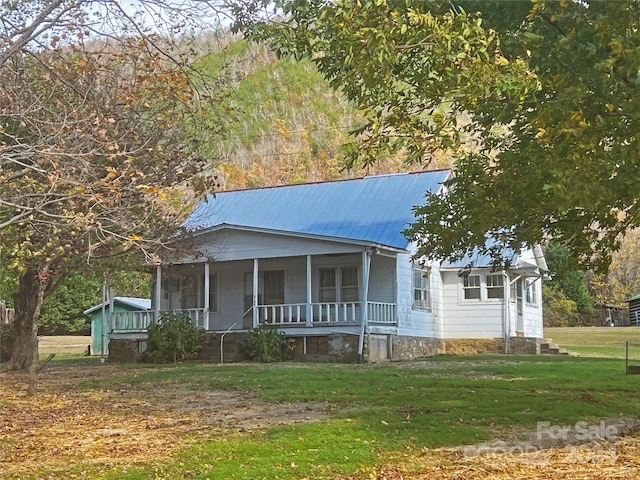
[110,249,399,335]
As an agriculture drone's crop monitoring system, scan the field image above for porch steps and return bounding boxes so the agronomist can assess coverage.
[540,339,570,356]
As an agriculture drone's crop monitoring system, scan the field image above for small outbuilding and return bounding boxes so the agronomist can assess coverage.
[627,294,640,326]
[84,297,151,355]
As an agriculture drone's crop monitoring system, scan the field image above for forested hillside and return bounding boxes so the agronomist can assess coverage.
[195,35,453,189]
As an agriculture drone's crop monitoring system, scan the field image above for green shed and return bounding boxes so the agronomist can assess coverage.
[84,297,151,355]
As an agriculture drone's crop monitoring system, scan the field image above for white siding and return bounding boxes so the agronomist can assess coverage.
[522,278,543,338]
[441,270,504,339]
[396,253,439,337]
[195,229,363,261]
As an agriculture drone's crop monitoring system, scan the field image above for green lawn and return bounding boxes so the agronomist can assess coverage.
[67,355,638,480]
[16,328,640,479]
[545,326,640,359]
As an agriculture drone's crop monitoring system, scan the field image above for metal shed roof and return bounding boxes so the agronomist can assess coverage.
[83,297,151,315]
[184,170,451,250]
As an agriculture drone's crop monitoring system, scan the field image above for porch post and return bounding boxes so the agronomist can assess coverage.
[154,265,162,324]
[252,258,259,328]
[358,249,371,361]
[306,255,313,327]
[203,261,210,330]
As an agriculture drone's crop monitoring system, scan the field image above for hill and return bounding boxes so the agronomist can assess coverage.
[194,35,451,189]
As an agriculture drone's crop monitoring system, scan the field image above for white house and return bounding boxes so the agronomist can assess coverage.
[109,170,548,362]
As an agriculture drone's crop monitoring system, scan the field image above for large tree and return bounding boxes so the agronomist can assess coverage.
[1,0,228,376]
[233,0,640,270]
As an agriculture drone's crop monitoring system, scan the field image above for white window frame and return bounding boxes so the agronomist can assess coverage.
[412,266,432,311]
[463,274,481,301]
[318,266,359,303]
[525,278,538,306]
[486,273,505,300]
[340,266,359,302]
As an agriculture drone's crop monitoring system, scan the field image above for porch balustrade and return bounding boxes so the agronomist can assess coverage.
[109,302,395,333]
[111,308,207,333]
[256,301,397,327]
[111,310,154,333]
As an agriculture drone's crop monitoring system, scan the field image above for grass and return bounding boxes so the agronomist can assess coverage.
[17,328,640,479]
[38,335,91,356]
[69,355,639,480]
[545,326,640,358]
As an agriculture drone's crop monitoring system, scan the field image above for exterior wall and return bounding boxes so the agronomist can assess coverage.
[196,229,364,261]
[521,278,543,338]
[387,334,443,360]
[630,299,640,326]
[91,304,142,355]
[445,338,504,354]
[395,252,440,338]
[440,270,505,339]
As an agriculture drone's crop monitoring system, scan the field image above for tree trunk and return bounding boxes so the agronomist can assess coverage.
[2,266,49,372]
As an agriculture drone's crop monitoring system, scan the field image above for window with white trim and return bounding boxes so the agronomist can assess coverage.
[319,268,337,302]
[463,274,481,300]
[525,278,538,305]
[412,266,431,310]
[486,274,504,299]
[319,266,359,302]
[341,266,359,302]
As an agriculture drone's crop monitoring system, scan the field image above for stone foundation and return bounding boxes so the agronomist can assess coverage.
[444,338,504,354]
[108,338,146,362]
[377,335,444,361]
[110,332,544,364]
[508,336,541,354]
[292,334,359,363]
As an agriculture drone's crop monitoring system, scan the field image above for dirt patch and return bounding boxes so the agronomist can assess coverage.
[0,364,328,479]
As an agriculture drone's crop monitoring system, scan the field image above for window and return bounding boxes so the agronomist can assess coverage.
[341,266,359,302]
[412,266,431,310]
[486,274,504,299]
[319,267,359,302]
[181,275,198,309]
[525,278,538,305]
[463,274,481,300]
[208,273,219,312]
[319,268,337,302]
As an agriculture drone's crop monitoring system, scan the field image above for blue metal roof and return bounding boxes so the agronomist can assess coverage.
[441,248,519,269]
[184,170,451,250]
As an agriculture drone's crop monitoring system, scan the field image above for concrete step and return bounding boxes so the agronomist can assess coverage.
[540,340,570,355]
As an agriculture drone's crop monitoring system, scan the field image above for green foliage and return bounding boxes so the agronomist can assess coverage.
[543,285,579,328]
[237,0,640,270]
[39,273,101,335]
[0,323,12,362]
[243,322,294,362]
[141,312,207,364]
[195,39,365,189]
[544,242,594,315]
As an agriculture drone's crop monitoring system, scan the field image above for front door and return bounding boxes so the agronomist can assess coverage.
[263,270,285,323]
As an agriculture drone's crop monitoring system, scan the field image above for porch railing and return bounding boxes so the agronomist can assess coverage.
[111,310,154,333]
[109,302,396,333]
[111,308,207,333]
[256,301,397,327]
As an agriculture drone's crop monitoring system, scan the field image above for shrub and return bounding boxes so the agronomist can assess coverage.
[243,322,294,362]
[543,285,580,327]
[141,312,207,364]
